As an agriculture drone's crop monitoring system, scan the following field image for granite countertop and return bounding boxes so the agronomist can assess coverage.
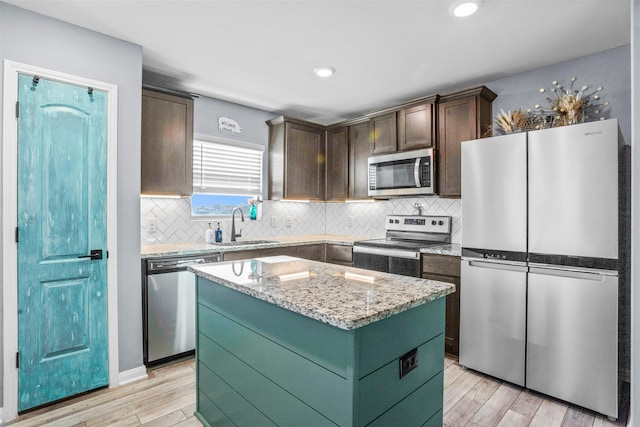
[421,243,461,257]
[189,256,455,330]
[141,234,461,258]
[141,234,367,259]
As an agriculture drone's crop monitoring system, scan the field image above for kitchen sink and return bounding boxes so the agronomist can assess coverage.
[213,240,279,247]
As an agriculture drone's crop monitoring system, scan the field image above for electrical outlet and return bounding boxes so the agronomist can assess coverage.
[399,347,418,379]
[285,216,292,228]
[347,216,354,228]
[148,218,157,234]
[270,216,277,228]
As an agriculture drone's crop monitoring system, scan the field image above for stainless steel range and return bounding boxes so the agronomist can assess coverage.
[353,215,452,277]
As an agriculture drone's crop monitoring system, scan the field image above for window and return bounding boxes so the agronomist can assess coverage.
[191,135,264,218]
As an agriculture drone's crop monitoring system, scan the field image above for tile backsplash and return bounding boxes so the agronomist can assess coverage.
[141,197,462,245]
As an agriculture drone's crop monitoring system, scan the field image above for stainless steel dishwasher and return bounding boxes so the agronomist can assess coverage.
[142,253,222,365]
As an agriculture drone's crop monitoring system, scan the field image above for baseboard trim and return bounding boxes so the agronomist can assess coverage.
[118,365,148,386]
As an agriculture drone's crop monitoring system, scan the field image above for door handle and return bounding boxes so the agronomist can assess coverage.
[467,260,528,273]
[529,266,611,281]
[78,249,103,260]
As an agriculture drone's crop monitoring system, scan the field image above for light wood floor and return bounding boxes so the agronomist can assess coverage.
[7,356,626,427]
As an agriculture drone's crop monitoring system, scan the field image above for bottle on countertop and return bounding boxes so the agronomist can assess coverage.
[249,202,257,220]
[215,222,223,243]
[205,223,214,244]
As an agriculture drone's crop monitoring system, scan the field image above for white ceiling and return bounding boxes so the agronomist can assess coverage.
[5,0,631,125]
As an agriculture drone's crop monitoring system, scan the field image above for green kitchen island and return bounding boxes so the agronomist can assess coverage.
[189,256,455,427]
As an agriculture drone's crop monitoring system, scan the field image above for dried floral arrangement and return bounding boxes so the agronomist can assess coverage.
[492,77,609,135]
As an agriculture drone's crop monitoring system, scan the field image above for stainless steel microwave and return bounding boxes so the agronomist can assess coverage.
[368,148,435,198]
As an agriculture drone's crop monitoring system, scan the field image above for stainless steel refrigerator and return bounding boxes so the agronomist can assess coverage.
[459,119,620,419]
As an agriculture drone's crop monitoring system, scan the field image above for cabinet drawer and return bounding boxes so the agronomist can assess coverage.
[325,244,352,265]
[422,254,460,277]
[222,249,257,261]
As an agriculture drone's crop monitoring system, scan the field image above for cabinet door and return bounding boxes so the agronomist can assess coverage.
[422,254,460,356]
[369,112,397,155]
[423,273,459,356]
[437,97,476,197]
[284,122,326,200]
[398,103,434,151]
[296,244,325,262]
[349,122,371,199]
[141,89,194,196]
[326,127,349,201]
[325,244,352,266]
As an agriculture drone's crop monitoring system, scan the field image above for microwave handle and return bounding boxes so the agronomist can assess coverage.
[414,158,421,188]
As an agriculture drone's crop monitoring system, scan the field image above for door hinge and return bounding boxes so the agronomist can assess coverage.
[15,101,19,119]
[15,227,19,243]
[16,352,19,369]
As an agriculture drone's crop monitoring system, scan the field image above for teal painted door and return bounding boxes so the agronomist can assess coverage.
[17,74,109,411]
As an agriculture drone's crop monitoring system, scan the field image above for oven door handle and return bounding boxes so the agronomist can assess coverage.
[414,158,421,188]
[353,246,420,260]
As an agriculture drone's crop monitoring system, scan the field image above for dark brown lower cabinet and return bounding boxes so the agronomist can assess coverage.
[422,254,461,356]
[223,244,328,262]
[325,244,353,266]
[295,244,325,261]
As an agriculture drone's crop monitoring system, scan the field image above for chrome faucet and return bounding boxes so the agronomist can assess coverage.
[230,207,245,241]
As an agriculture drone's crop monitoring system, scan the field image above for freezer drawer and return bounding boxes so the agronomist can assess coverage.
[459,259,527,386]
[526,267,618,419]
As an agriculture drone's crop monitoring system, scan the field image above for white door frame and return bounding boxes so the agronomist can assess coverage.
[2,60,120,421]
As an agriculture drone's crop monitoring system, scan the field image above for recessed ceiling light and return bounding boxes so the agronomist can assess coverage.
[449,0,482,17]
[314,66,336,78]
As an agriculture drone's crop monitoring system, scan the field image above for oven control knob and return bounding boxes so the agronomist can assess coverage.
[389,219,393,224]
[394,219,399,224]
[438,220,444,226]
[431,220,437,225]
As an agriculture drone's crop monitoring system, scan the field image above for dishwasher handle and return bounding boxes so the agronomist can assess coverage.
[147,254,222,272]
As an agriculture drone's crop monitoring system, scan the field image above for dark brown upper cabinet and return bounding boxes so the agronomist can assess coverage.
[325,125,349,201]
[326,119,371,201]
[437,86,496,198]
[366,94,438,156]
[397,96,438,151]
[267,116,326,201]
[349,120,371,200]
[369,112,397,155]
[141,89,194,196]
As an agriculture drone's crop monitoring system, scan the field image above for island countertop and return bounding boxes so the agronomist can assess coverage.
[189,256,455,330]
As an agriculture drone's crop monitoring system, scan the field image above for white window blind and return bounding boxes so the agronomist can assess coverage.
[193,139,263,196]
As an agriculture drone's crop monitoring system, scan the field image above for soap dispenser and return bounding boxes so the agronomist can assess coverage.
[215,222,223,243]
[205,223,214,244]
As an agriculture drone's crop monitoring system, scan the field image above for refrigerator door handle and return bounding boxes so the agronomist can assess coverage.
[529,266,610,281]
[467,260,528,273]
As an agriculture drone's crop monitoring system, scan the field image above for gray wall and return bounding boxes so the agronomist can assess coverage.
[485,44,631,144]
[193,95,276,198]
[0,1,144,407]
